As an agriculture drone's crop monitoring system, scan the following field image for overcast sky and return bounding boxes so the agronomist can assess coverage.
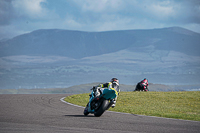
[0,0,200,40]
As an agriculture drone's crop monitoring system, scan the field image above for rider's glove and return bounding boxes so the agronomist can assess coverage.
[98,84,103,88]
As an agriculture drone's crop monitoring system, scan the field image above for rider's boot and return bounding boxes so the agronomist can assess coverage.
[111,99,116,108]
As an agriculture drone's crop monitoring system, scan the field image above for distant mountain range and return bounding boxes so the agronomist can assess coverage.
[1,27,200,58]
[0,27,200,90]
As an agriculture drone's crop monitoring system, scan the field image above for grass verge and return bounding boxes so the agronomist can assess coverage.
[64,91,200,121]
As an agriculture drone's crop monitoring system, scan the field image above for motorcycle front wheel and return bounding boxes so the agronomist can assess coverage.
[94,100,109,117]
[83,104,89,116]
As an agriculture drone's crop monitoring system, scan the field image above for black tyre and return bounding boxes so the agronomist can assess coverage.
[94,100,109,117]
[83,104,89,116]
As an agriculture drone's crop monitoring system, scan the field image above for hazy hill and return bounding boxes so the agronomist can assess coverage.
[0,27,200,58]
[0,82,193,94]
[0,29,134,58]
[0,27,200,90]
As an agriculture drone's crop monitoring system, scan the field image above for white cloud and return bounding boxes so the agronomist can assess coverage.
[0,0,14,25]
[63,17,82,29]
[1,0,200,40]
[11,0,47,18]
[75,0,124,12]
[148,4,174,20]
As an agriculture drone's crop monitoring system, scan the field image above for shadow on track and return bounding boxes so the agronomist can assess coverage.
[64,115,95,117]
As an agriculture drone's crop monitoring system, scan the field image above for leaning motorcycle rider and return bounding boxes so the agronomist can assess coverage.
[140,78,149,91]
[94,78,120,108]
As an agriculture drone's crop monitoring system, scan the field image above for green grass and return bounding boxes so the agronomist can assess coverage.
[64,91,200,121]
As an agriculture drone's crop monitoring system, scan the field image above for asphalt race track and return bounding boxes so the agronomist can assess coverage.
[0,94,199,133]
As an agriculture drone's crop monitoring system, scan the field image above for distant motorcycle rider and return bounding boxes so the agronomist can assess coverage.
[135,78,149,91]
[94,78,120,108]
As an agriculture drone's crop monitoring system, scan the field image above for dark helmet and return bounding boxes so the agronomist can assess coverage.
[111,78,119,84]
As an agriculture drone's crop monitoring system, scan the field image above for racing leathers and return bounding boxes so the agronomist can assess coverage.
[95,81,120,108]
[140,79,149,91]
